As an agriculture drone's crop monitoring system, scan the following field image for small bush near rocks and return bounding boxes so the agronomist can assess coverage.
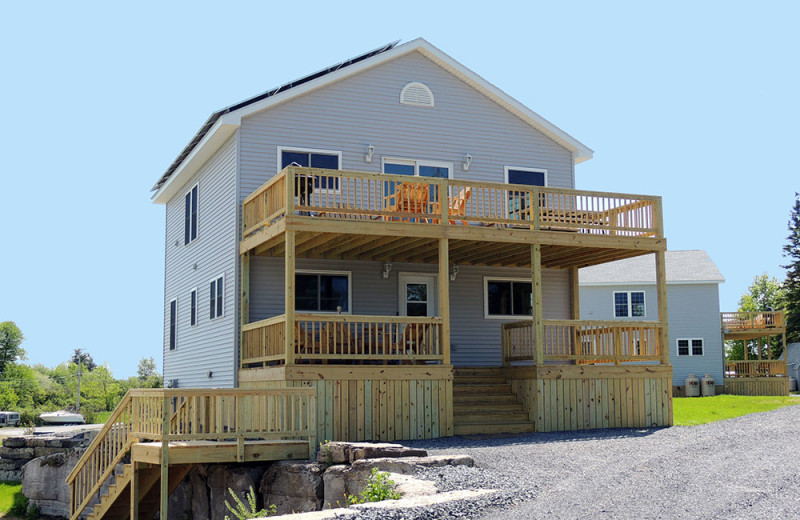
[347,468,401,505]
[224,486,276,519]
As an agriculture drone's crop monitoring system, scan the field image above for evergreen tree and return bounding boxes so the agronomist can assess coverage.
[783,192,800,343]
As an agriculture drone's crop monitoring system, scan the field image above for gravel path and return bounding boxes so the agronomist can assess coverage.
[349,404,800,519]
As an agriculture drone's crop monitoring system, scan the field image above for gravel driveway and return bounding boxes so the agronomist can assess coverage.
[356,404,800,519]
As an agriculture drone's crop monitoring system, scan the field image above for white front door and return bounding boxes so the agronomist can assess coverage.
[398,274,437,317]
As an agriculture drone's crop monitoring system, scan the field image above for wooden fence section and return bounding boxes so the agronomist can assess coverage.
[725,360,787,378]
[723,377,789,396]
[66,388,316,520]
[502,319,662,365]
[721,311,785,332]
[241,314,443,367]
[241,167,662,238]
[507,366,673,431]
[239,366,454,443]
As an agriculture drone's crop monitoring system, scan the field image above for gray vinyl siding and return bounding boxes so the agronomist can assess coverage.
[579,283,724,385]
[238,51,573,202]
[163,135,238,388]
[250,257,569,367]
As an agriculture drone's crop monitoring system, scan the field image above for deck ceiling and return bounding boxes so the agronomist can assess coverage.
[251,231,654,269]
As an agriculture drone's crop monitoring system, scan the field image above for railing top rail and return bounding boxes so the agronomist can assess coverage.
[721,311,785,317]
[126,387,316,398]
[294,313,443,324]
[242,315,287,331]
[246,166,661,204]
[543,319,662,328]
[66,392,133,484]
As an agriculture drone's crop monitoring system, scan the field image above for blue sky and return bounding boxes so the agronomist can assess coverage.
[1,2,797,378]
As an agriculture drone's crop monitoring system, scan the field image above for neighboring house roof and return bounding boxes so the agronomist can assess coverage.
[151,37,594,204]
[579,250,725,286]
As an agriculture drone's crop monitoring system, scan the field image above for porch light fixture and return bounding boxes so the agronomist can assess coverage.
[449,265,459,281]
[462,154,472,171]
[382,262,392,279]
[365,145,375,163]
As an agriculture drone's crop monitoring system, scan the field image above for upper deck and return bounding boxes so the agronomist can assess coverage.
[240,167,665,269]
[721,311,786,340]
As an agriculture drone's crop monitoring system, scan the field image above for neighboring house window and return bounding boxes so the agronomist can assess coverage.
[400,82,434,107]
[189,288,197,326]
[184,184,198,245]
[209,275,224,320]
[484,278,532,318]
[295,271,351,313]
[168,298,177,350]
[278,147,341,190]
[677,338,704,356]
[613,291,645,317]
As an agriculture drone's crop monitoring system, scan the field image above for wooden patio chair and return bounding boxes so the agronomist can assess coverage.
[431,186,472,225]
[383,182,431,222]
[319,322,354,358]
[391,323,428,364]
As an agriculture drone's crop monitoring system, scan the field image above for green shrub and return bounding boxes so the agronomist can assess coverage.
[224,486,276,519]
[346,468,401,505]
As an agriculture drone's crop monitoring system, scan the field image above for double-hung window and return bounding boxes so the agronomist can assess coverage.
[168,298,177,350]
[184,184,198,245]
[279,147,341,190]
[613,291,645,317]
[209,275,224,320]
[295,271,351,313]
[484,278,532,318]
[382,158,452,203]
[677,338,704,356]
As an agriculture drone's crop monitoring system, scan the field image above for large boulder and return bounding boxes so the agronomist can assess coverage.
[317,442,427,465]
[189,465,210,520]
[167,478,192,520]
[207,464,267,520]
[21,450,83,518]
[259,461,323,515]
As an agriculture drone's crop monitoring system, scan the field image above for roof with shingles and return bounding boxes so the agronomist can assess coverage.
[579,250,725,285]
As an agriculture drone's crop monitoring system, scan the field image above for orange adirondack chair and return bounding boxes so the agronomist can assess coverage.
[384,182,431,221]
[431,187,472,225]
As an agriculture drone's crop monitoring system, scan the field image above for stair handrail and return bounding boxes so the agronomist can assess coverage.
[66,392,141,520]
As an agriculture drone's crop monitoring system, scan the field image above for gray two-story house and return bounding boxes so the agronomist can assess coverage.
[152,38,673,441]
[579,250,725,391]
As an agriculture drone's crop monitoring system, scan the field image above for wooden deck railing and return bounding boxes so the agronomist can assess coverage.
[241,314,444,366]
[66,388,316,520]
[502,319,662,365]
[242,167,662,238]
[721,311,785,331]
[725,360,787,378]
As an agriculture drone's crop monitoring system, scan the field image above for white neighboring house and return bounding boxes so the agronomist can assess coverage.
[579,250,725,389]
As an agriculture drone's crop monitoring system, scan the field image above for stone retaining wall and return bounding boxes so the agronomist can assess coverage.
[0,431,97,481]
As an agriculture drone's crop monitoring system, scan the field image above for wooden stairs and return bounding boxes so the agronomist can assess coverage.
[86,463,192,520]
[453,369,534,435]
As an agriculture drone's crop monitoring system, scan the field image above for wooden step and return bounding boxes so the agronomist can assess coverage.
[454,422,535,435]
[453,376,508,385]
[453,412,530,424]
[453,383,511,394]
[453,402,523,413]
[452,393,518,404]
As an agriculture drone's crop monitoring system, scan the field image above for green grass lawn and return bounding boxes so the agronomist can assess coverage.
[673,395,800,425]
[0,481,23,516]
[94,411,113,424]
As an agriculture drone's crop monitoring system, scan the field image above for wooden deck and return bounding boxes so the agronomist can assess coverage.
[67,388,316,520]
[722,311,788,396]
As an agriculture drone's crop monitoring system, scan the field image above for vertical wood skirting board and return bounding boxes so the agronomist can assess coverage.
[723,378,790,396]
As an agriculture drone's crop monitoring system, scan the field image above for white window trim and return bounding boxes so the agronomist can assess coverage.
[168,297,178,351]
[276,146,342,194]
[184,183,199,247]
[381,157,454,179]
[189,287,198,327]
[612,291,646,318]
[399,82,434,107]
[296,269,352,314]
[483,276,533,320]
[677,338,704,356]
[503,166,548,187]
[209,273,225,320]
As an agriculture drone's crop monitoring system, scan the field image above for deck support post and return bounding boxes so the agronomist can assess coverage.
[438,237,451,365]
[130,461,139,520]
[531,244,544,365]
[241,251,250,368]
[570,267,580,357]
[285,231,296,366]
[160,396,170,520]
[655,250,670,366]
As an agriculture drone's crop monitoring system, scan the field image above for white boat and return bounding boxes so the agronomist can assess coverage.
[39,411,85,425]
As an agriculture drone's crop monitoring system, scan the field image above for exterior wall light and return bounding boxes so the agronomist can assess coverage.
[462,154,472,171]
[365,145,375,163]
[449,265,459,281]
[382,262,392,279]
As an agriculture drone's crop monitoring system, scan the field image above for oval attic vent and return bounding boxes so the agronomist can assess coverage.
[400,82,434,107]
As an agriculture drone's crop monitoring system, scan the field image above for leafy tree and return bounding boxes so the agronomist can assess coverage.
[726,274,787,360]
[0,321,26,374]
[137,357,158,379]
[70,348,97,371]
[783,193,800,343]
